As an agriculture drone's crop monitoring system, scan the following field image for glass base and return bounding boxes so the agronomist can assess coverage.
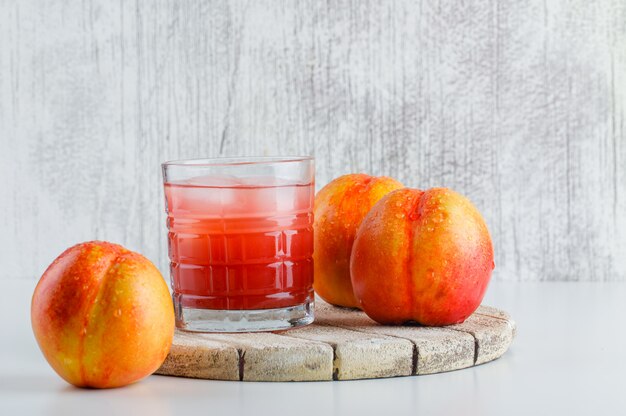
[174,297,314,333]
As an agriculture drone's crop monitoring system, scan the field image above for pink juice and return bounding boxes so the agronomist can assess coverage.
[164,175,314,311]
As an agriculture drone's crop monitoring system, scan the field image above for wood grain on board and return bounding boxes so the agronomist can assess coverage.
[1,0,625,282]
[156,300,516,381]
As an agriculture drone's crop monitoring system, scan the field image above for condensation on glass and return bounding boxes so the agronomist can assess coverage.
[162,156,315,332]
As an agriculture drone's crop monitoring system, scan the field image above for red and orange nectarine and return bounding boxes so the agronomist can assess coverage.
[31,241,174,388]
[350,188,494,326]
[314,174,404,308]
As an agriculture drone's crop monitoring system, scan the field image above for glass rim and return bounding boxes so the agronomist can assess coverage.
[162,155,314,168]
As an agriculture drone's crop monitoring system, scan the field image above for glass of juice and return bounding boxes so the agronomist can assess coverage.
[162,156,315,332]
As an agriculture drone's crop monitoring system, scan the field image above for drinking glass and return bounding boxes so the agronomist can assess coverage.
[162,156,315,332]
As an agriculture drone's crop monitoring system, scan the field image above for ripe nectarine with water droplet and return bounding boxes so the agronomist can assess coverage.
[350,188,494,325]
[314,174,404,308]
[31,241,174,388]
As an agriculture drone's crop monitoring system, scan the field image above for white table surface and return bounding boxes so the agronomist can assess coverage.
[2,279,624,416]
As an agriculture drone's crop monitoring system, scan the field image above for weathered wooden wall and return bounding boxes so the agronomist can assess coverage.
[1,0,624,281]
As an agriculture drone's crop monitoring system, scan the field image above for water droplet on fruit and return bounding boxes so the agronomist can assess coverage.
[114,309,122,317]
[395,213,405,219]
[395,201,403,207]
[427,226,434,232]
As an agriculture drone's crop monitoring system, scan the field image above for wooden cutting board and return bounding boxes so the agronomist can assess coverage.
[156,299,516,381]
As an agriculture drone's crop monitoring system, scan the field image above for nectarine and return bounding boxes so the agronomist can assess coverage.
[314,174,403,308]
[350,188,494,326]
[31,241,174,388]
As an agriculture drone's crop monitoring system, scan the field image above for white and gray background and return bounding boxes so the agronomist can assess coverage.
[1,1,624,282]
